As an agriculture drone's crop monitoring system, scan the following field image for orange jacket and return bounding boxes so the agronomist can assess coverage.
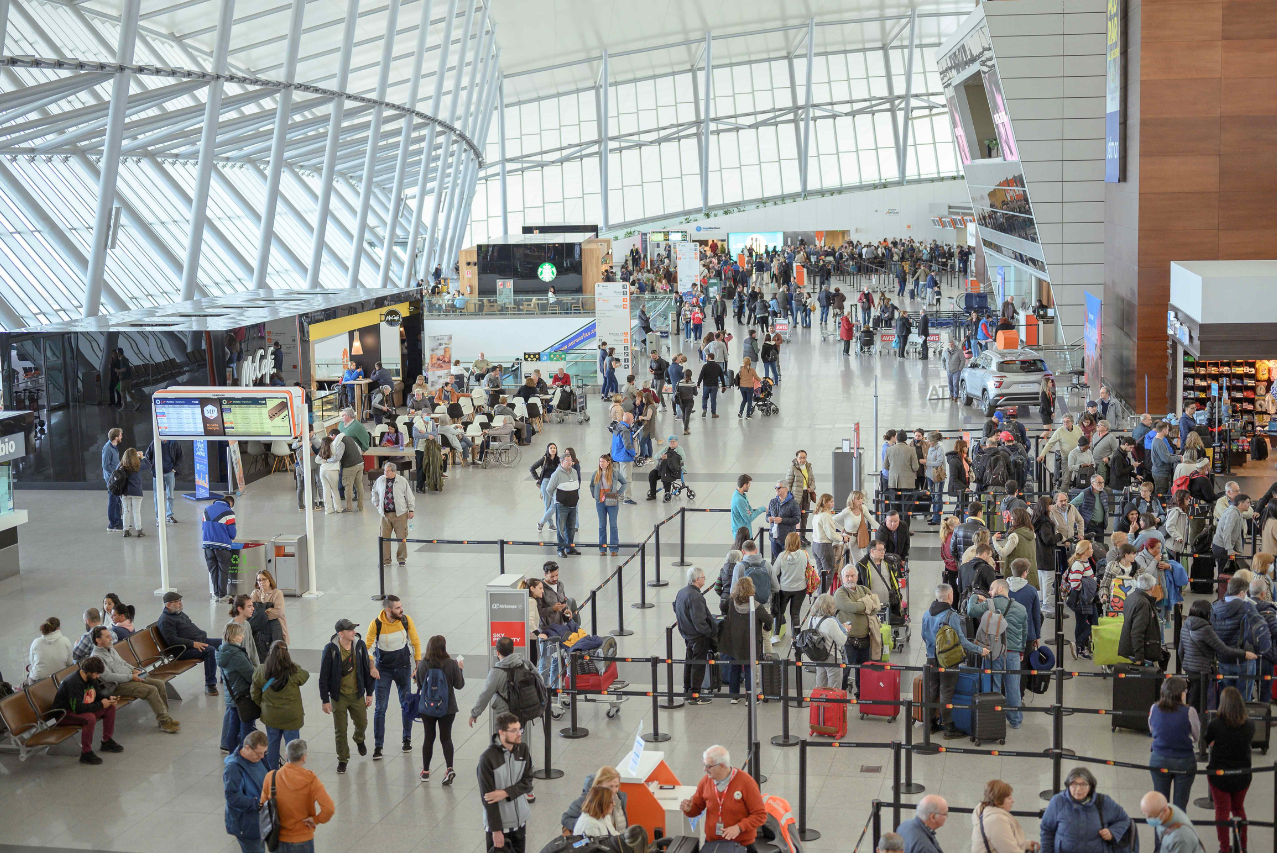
[260,763,335,843]
[686,770,767,845]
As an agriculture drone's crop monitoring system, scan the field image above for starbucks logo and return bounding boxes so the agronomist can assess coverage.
[537,262,557,283]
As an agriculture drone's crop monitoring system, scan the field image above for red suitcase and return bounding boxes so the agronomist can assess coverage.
[809,687,848,738]
[858,662,901,722]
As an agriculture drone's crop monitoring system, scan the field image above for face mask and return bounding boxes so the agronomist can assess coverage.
[1145,816,1162,829]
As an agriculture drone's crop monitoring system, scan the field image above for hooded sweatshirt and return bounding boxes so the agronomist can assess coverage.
[469,653,539,720]
[260,762,334,843]
[477,731,534,832]
[28,630,74,682]
[771,549,810,593]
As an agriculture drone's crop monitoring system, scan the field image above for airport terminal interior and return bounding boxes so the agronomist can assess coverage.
[1,2,1277,853]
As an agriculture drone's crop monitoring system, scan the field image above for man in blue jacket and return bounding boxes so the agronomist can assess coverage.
[609,415,638,504]
[921,583,986,738]
[202,494,237,601]
[730,475,767,543]
[1211,575,1272,699]
[319,619,375,774]
[1178,404,1198,450]
[1149,421,1181,496]
[765,482,800,559]
[101,427,123,532]
[223,730,269,851]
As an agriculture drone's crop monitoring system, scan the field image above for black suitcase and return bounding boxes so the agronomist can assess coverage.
[1249,702,1272,755]
[971,690,1007,746]
[1189,555,1215,594]
[1111,663,1161,733]
[759,653,782,702]
[658,838,700,853]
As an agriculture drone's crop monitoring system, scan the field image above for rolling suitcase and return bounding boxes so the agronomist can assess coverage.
[1249,702,1271,755]
[1111,663,1161,733]
[809,687,848,738]
[971,672,1007,746]
[950,670,980,735]
[759,653,782,702]
[912,677,925,722]
[1189,556,1215,594]
[858,662,901,721]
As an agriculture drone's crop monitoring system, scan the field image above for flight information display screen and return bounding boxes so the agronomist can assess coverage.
[155,393,297,440]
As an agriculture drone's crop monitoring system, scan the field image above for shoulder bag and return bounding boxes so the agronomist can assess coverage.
[220,665,260,723]
[259,770,281,851]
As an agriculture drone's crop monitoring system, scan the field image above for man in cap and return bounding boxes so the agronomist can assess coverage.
[319,618,376,774]
[156,591,221,695]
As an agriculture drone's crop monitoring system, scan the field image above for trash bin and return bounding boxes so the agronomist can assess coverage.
[227,541,270,597]
[271,534,309,597]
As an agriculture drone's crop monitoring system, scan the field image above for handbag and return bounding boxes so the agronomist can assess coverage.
[259,770,281,851]
[221,666,260,723]
[803,554,820,595]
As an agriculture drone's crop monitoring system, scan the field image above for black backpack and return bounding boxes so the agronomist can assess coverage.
[793,616,833,662]
[107,465,129,497]
[500,660,548,724]
[986,453,1010,488]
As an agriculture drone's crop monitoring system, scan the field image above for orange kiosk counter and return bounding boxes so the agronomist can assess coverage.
[619,751,698,842]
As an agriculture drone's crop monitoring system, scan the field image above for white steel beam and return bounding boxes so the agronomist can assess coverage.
[82,0,141,318]
[897,8,917,185]
[799,18,814,197]
[497,76,507,237]
[145,156,256,280]
[599,49,609,230]
[250,0,307,289]
[880,46,903,180]
[700,33,711,213]
[445,53,498,265]
[442,41,495,266]
[435,15,490,270]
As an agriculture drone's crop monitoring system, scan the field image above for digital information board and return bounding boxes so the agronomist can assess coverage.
[154,389,301,441]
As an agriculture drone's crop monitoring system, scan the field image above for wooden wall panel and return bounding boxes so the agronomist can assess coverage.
[1222,1,1277,40]
[1139,193,1219,230]
[1220,78,1277,114]
[1139,42,1221,79]
[1138,155,1219,193]
[1142,1,1221,42]
[1140,79,1221,116]
[1137,118,1219,156]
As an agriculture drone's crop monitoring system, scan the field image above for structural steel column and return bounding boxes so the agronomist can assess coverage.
[599,50,609,231]
[700,33,711,213]
[441,36,495,267]
[422,0,477,277]
[498,77,508,237]
[306,0,361,288]
[401,0,459,286]
[347,0,402,288]
[435,15,491,272]
[179,0,235,301]
[897,8,917,185]
[250,0,307,290]
[82,0,141,317]
[378,0,434,288]
[442,50,497,267]
[799,18,814,197]
[881,46,903,181]
[0,1,11,55]
[446,61,499,266]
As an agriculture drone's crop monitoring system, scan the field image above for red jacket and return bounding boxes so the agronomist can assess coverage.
[686,770,767,845]
[839,316,854,341]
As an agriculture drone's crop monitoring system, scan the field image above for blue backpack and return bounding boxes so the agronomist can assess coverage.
[417,667,449,718]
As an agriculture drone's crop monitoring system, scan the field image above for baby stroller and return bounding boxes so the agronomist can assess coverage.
[756,377,780,417]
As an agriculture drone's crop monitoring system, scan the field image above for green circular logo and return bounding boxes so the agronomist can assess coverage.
[537,262,557,283]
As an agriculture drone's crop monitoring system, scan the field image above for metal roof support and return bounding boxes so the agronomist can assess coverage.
[433,9,489,273]
[400,0,457,286]
[700,32,711,213]
[212,167,309,281]
[880,46,902,183]
[0,0,9,53]
[445,55,499,266]
[422,0,476,276]
[250,0,306,290]
[287,165,374,271]
[0,72,111,125]
[442,42,496,266]
[144,156,255,281]
[346,0,402,288]
[799,18,815,197]
[497,75,507,237]
[897,8,917,185]
[82,0,141,318]
[599,49,610,230]
[180,0,235,301]
[377,0,434,288]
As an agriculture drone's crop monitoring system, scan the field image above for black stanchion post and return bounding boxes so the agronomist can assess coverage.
[371,536,386,601]
[797,738,821,841]
[1040,700,1064,801]
[559,650,589,739]
[771,659,800,747]
[891,741,902,829]
[673,507,691,567]
[901,698,924,794]
[611,563,633,637]
[917,666,939,755]
[499,538,506,575]
[590,594,598,635]
[634,543,653,609]
[660,625,685,710]
[649,524,667,587]
[1173,603,1183,674]
[793,655,806,709]
[645,656,670,742]
[871,800,882,851]
[531,684,564,779]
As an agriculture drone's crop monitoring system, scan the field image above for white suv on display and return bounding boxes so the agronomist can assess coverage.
[959,347,1052,417]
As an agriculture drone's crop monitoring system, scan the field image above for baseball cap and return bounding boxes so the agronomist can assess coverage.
[334,618,359,632]
[1000,431,1014,443]
[162,591,182,603]
[992,411,1004,422]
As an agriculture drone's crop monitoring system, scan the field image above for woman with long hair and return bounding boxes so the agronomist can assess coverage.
[318,434,344,513]
[925,431,946,524]
[737,357,759,418]
[718,576,773,701]
[809,494,841,591]
[118,447,147,537]
[833,490,873,567]
[251,569,289,645]
[770,531,811,642]
[573,785,622,838]
[1147,675,1198,811]
[939,515,961,589]
[415,635,465,784]
[590,455,627,556]
[1039,376,1057,427]
[563,766,628,835]
[946,437,971,510]
[1064,540,1097,657]
[530,442,561,534]
[972,780,1038,853]
[1204,686,1254,853]
[109,603,136,641]
[250,641,309,768]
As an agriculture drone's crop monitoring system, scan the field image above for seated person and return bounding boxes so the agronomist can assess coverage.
[433,380,459,407]
[406,387,431,415]
[90,625,180,732]
[530,370,549,395]
[478,420,517,462]
[52,655,124,764]
[157,592,221,696]
[381,422,405,449]
[646,437,686,502]
[551,367,572,389]
[433,414,472,459]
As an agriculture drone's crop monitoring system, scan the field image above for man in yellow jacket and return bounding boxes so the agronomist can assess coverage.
[366,595,422,759]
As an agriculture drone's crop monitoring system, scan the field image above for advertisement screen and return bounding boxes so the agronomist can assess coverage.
[1105,0,1122,181]
[728,231,784,257]
[154,389,300,441]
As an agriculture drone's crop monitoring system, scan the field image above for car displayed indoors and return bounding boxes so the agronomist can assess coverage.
[960,348,1052,416]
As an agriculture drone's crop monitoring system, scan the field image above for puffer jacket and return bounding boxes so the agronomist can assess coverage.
[216,640,257,710]
[1040,790,1130,853]
[1256,600,1277,665]
[1117,589,1162,664]
[250,665,310,731]
[967,594,1028,652]
[1179,614,1247,675]
[1211,597,1273,659]
[223,750,268,840]
[945,450,969,492]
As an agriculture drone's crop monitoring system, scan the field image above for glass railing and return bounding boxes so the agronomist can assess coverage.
[421,294,594,316]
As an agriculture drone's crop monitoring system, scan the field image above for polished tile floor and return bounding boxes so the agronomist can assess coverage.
[0,287,1265,853]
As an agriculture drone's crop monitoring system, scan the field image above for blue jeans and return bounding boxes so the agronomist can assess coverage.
[722,654,752,694]
[107,490,122,529]
[1219,659,1257,701]
[596,501,619,550]
[927,478,943,523]
[266,726,299,769]
[820,305,830,324]
[1150,752,1197,812]
[638,433,653,459]
[988,651,1023,727]
[236,839,265,853]
[948,371,962,399]
[701,386,718,415]
[221,704,256,752]
[763,361,778,382]
[373,664,414,748]
[683,320,692,339]
[154,470,176,520]
[538,637,561,697]
[278,842,315,853]
[556,504,578,554]
[539,481,556,526]
[178,638,221,687]
[738,388,755,416]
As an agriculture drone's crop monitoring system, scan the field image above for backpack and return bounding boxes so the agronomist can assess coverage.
[975,605,1009,660]
[107,465,129,496]
[935,620,966,668]
[985,453,1010,488]
[500,660,548,724]
[417,666,450,718]
[793,616,833,662]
